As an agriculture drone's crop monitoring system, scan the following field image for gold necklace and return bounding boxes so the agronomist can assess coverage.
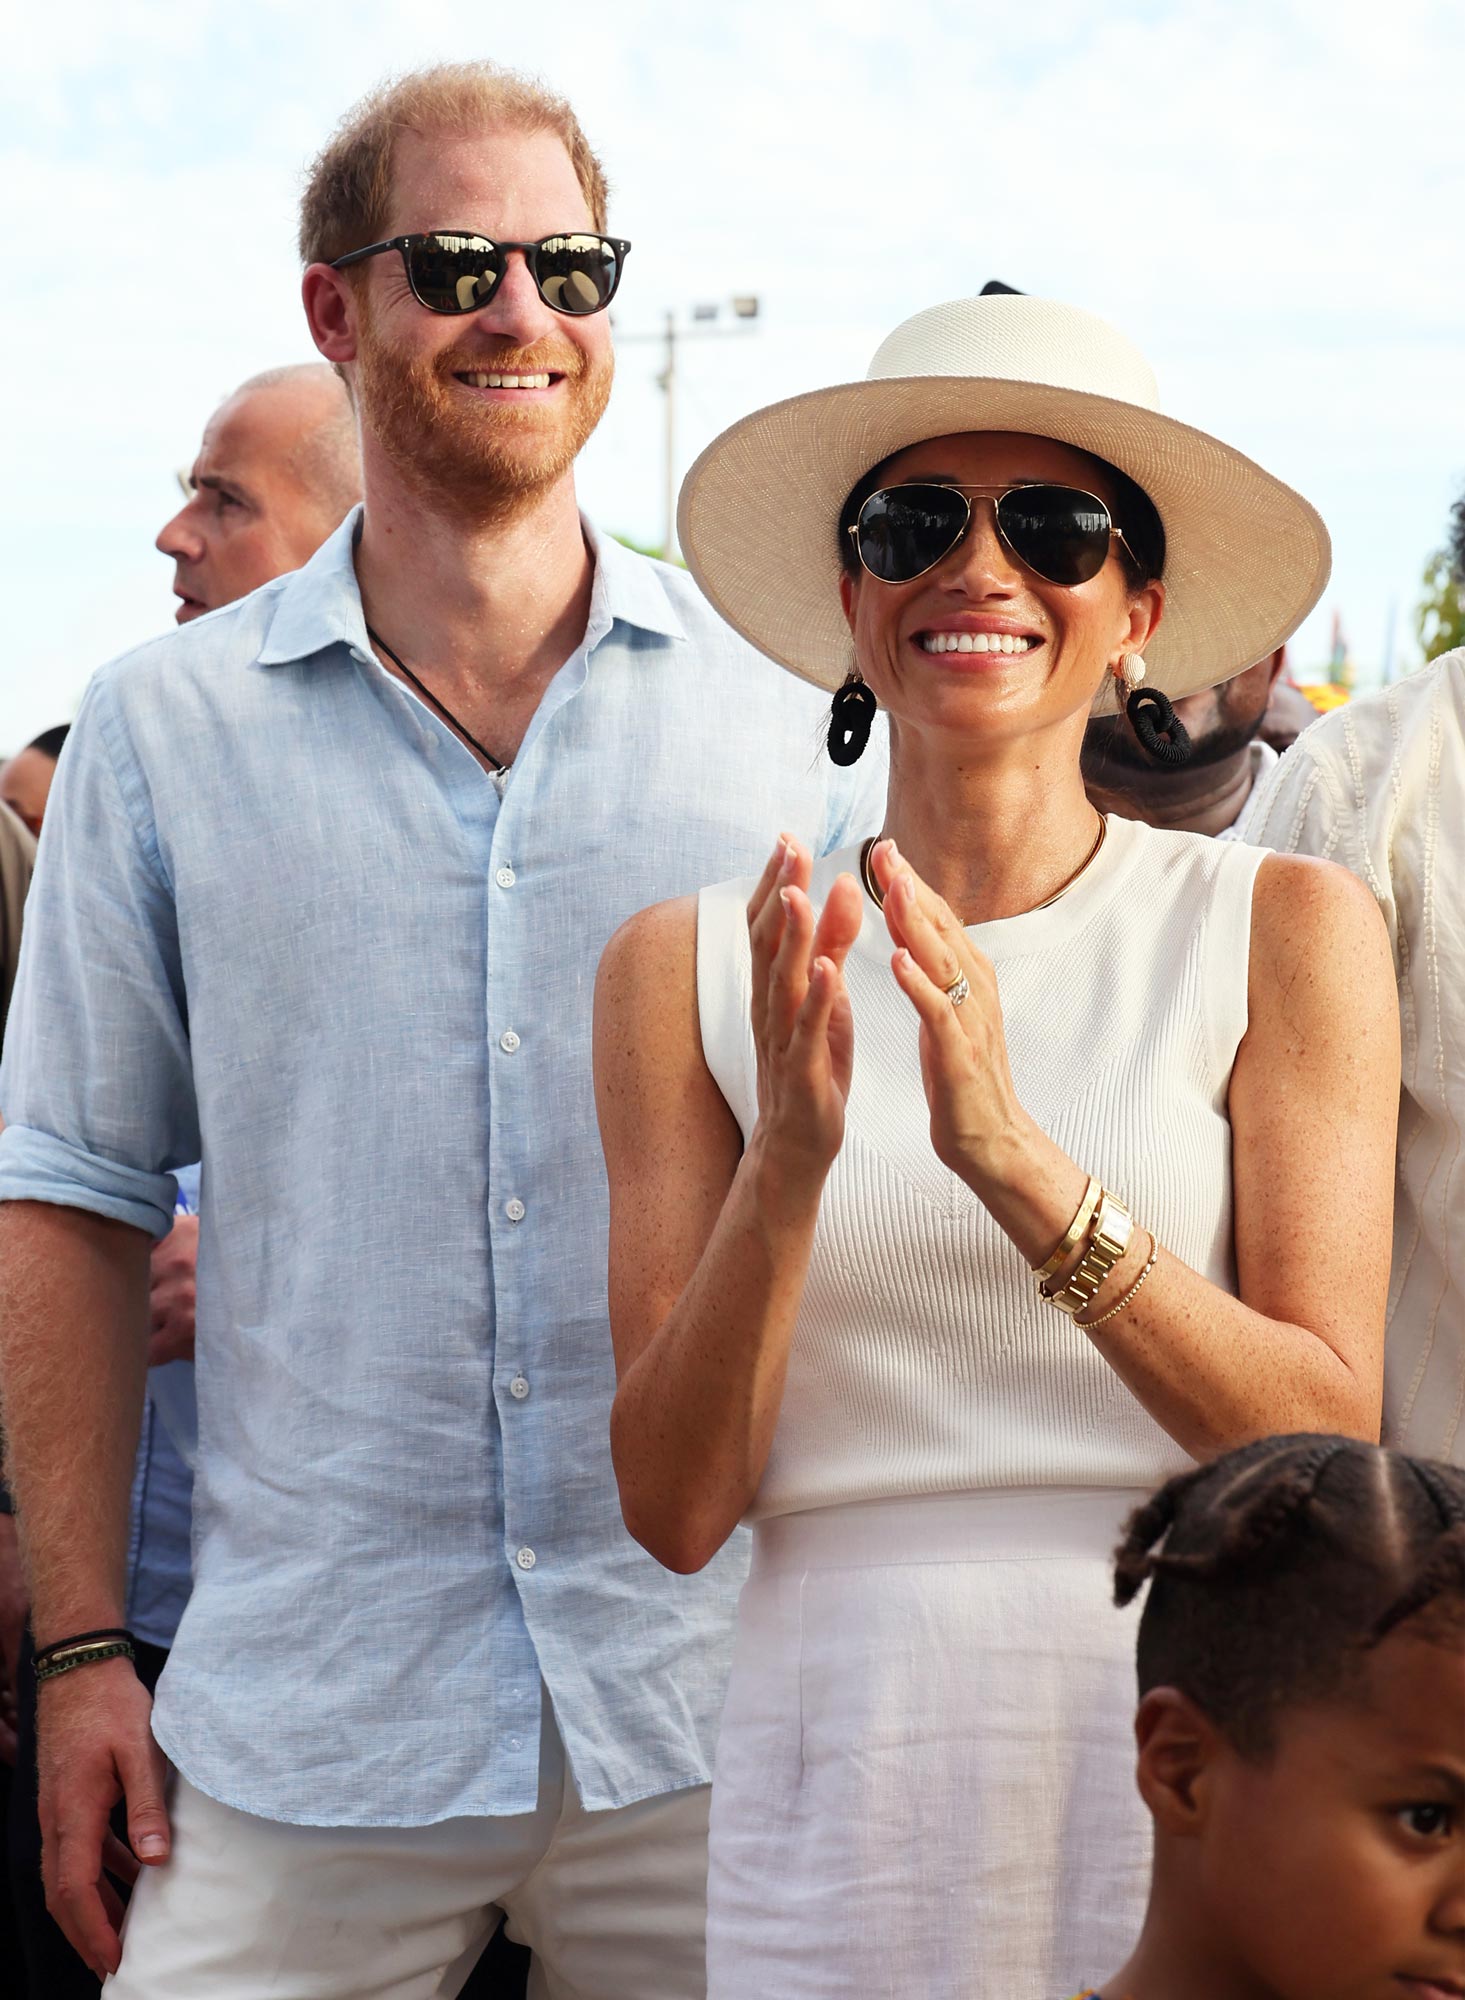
[859,814,1108,915]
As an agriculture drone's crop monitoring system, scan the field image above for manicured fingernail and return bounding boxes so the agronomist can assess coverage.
[779,888,793,910]
[779,843,797,878]
[138,1834,167,1860]
[886,840,900,862]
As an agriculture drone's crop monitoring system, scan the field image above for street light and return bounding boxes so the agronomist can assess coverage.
[618,297,761,558]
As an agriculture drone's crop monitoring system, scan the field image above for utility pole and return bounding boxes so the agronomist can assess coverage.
[659,310,677,560]
[619,296,760,560]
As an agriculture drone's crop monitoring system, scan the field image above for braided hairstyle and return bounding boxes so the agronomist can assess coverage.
[1114,1433,1465,1756]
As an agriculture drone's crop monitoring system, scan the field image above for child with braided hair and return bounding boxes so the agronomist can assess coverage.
[1073,1432,1464,2000]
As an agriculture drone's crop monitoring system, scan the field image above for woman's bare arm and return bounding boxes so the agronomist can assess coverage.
[878,842,1398,1455]
[594,841,861,1571]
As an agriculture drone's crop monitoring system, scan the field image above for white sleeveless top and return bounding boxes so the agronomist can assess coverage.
[697,814,1270,1518]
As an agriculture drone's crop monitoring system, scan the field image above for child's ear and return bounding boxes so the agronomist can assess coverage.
[1133,1687,1224,1836]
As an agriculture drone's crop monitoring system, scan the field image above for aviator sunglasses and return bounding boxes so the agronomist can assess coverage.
[849,483,1137,588]
[330,231,631,317]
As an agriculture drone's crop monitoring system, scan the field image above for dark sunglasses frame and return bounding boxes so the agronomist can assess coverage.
[849,482,1137,587]
[329,231,632,317]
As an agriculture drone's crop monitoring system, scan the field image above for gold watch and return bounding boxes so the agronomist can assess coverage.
[1043,1189,1135,1317]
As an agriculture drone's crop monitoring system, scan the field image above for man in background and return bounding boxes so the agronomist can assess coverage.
[156,363,360,624]
[1248,492,1465,1465]
[0,805,34,1056]
[1,729,69,840]
[1083,647,1290,839]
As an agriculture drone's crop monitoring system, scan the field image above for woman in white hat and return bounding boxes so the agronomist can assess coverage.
[593,296,1399,1996]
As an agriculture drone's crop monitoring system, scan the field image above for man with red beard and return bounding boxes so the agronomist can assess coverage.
[0,62,884,1999]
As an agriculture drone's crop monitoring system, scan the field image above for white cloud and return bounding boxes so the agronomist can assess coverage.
[3,0,1461,743]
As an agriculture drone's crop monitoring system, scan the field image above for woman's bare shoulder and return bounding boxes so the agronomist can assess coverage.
[597,894,700,1010]
[1245,851,1395,1066]
[1249,851,1389,986]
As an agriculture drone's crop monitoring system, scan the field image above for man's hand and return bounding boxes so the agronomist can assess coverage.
[148,1214,199,1367]
[38,1657,170,1980]
[0,1513,28,1763]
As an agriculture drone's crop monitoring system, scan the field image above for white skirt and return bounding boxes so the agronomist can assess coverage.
[706,1486,1152,2000]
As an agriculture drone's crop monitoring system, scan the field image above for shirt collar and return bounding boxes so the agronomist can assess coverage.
[579,517,687,644]
[256,508,372,668]
[257,506,687,670]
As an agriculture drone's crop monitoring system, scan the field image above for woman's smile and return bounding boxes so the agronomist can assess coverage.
[912,614,1045,664]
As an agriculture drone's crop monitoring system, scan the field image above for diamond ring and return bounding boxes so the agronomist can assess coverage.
[944,970,970,1009]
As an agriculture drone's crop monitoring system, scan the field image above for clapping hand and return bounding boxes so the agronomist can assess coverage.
[746,836,864,1189]
[870,839,1025,1192]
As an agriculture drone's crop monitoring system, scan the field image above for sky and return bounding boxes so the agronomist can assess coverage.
[3,0,1462,749]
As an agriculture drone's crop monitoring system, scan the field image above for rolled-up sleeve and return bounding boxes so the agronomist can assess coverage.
[0,672,199,1239]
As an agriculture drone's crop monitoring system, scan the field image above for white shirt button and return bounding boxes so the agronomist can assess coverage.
[509,1374,530,1400]
[509,1736,523,1751]
[516,1546,536,1571]
[505,1198,526,1224]
[499,1029,521,1054]
[495,866,516,888]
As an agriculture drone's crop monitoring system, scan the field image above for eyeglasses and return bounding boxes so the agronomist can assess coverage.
[848,483,1137,588]
[329,231,630,317]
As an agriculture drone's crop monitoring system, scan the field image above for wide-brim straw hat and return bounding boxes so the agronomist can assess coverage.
[677,295,1330,709]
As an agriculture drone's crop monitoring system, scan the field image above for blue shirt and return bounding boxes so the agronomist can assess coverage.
[0,513,887,1825]
[125,1159,199,1651]
[125,1389,193,1650]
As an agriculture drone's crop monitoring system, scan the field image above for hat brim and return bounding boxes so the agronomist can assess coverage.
[677,375,1330,707]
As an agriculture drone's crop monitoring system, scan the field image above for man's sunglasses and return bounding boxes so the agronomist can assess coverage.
[848,483,1137,588]
[330,231,631,317]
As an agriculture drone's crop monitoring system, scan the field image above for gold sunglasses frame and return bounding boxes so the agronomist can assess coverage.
[848,482,1137,587]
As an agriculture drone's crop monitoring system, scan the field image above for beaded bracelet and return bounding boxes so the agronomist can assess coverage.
[1076,1231,1159,1331]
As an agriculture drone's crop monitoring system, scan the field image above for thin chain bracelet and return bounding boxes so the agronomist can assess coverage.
[1077,1231,1158,1331]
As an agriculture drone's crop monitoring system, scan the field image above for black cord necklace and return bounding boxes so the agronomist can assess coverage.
[365,624,510,776]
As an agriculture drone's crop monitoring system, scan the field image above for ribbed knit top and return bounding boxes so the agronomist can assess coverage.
[697,814,1269,1517]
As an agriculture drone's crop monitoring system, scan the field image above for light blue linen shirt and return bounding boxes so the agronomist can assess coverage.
[0,511,886,1825]
[125,1159,200,1651]
[125,1389,193,1650]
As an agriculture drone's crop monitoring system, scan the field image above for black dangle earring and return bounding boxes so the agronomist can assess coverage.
[1119,656,1192,768]
[828,672,877,766]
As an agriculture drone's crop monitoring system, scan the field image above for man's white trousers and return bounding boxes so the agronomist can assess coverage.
[104,1692,710,1998]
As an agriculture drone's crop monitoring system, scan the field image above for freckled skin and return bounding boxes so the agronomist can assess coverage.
[345,127,615,512]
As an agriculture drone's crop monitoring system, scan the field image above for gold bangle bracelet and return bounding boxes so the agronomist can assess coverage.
[1043,1189,1134,1315]
[1077,1231,1158,1331]
[1033,1175,1102,1285]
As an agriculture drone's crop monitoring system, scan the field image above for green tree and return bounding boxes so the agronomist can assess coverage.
[611,533,686,568]
[1415,546,1465,661]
